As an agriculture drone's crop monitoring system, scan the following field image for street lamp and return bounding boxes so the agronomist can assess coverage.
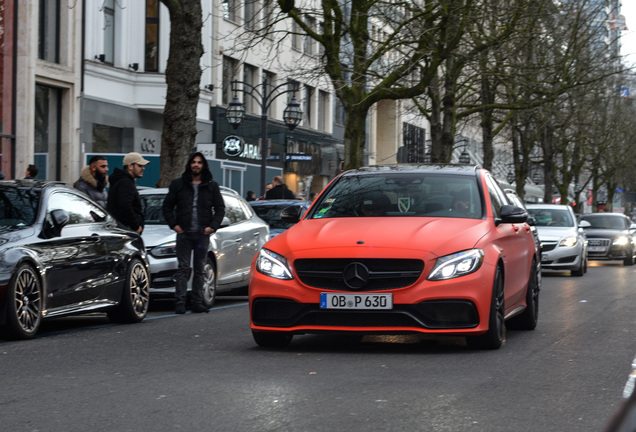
[457,139,470,164]
[225,78,303,196]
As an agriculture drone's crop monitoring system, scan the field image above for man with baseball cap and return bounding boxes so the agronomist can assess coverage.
[106,152,150,233]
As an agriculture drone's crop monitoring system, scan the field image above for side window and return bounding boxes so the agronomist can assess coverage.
[47,191,106,225]
[484,175,504,218]
[223,195,247,225]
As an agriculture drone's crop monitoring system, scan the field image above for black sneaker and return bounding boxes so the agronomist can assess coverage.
[175,304,186,314]
[191,303,209,313]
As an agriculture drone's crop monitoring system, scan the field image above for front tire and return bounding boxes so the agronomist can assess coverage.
[108,258,149,323]
[4,263,42,340]
[571,253,586,276]
[467,266,505,350]
[624,248,634,266]
[202,258,217,308]
[252,331,293,348]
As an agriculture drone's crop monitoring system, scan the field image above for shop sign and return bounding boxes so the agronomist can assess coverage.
[286,153,313,162]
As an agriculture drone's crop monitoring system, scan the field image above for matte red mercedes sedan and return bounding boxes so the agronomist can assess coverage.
[249,165,540,349]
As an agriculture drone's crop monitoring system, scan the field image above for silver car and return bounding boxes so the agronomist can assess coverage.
[526,204,588,276]
[139,187,269,307]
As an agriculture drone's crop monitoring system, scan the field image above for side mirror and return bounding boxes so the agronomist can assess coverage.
[526,216,537,227]
[281,206,303,224]
[497,205,528,225]
[40,209,69,238]
[579,220,591,228]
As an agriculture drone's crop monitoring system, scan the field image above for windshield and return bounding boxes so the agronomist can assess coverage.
[0,188,40,227]
[580,215,629,230]
[252,204,306,230]
[527,208,574,227]
[140,194,168,225]
[309,173,482,219]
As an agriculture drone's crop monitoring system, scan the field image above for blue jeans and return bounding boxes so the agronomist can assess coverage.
[174,232,210,306]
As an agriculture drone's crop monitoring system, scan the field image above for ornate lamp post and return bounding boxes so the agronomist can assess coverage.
[225,78,303,196]
[457,139,470,164]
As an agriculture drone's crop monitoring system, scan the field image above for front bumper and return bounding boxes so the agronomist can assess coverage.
[249,263,495,336]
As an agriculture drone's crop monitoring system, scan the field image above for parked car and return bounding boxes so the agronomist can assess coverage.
[579,213,636,265]
[526,204,588,276]
[139,187,269,307]
[0,180,150,340]
[249,164,541,350]
[249,199,311,239]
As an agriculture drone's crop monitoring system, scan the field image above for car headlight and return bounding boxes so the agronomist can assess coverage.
[428,249,484,281]
[150,241,177,258]
[559,236,578,248]
[613,236,630,246]
[256,248,293,280]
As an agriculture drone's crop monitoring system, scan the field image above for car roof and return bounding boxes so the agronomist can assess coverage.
[341,164,481,177]
[581,212,625,217]
[138,187,239,198]
[0,179,66,189]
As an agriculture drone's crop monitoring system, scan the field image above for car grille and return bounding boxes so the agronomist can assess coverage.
[541,241,557,252]
[252,298,479,329]
[587,238,610,247]
[294,258,424,291]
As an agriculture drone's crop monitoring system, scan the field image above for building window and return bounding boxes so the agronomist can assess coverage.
[403,123,426,163]
[243,64,257,114]
[35,84,62,179]
[263,0,274,36]
[291,21,302,51]
[223,0,237,21]
[145,0,160,72]
[245,0,257,30]
[318,90,329,132]
[303,85,314,128]
[92,124,123,153]
[334,97,346,126]
[103,0,115,64]
[38,0,60,63]
[223,56,240,105]
[264,70,276,117]
[304,16,316,55]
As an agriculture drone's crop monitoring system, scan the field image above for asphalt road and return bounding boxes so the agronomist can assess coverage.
[1,261,635,432]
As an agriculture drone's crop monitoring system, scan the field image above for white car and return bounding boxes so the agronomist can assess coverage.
[526,204,588,276]
[139,187,269,307]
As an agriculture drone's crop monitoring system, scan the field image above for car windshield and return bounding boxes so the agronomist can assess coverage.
[0,187,40,228]
[309,173,482,219]
[580,215,628,230]
[252,204,304,229]
[140,194,168,225]
[527,208,574,227]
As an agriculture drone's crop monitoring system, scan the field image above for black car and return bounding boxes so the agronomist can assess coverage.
[249,199,311,239]
[579,213,636,265]
[0,180,150,339]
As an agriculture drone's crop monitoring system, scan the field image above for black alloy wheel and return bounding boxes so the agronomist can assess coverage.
[467,265,505,350]
[108,258,150,323]
[5,263,42,340]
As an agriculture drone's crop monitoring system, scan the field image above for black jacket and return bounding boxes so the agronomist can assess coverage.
[162,153,226,232]
[106,167,144,231]
[265,184,296,199]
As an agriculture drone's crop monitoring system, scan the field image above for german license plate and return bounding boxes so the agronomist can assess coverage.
[320,293,393,310]
[588,246,607,252]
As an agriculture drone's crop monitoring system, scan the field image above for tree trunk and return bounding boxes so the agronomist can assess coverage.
[343,108,368,170]
[157,0,203,187]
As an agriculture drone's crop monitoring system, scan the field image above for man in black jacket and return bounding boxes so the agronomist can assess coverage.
[162,152,225,314]
[106,152,149,233]
[264,175,296,199]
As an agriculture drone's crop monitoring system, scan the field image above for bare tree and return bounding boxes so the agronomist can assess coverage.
[157,0,204,187]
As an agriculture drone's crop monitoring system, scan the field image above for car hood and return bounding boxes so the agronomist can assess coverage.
[583,228,628,238]
[266,217,491,259]
[141,225,175,248]
[534,226,579,241]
